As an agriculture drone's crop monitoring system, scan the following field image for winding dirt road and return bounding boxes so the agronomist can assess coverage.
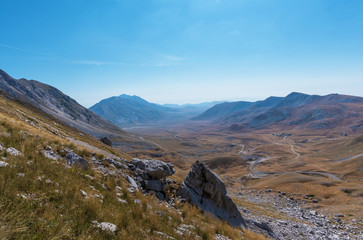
[241,139,341,181]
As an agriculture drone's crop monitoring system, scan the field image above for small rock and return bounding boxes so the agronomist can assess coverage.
[85,175,94,180]
[127,175,138,190]
[42,149,60,161]
[157,211,165,216]
[17,173,25,178]
[92,221,117,234]
[7,147,22,156]
[117,198,127,204]
[215,234,232,240]
[0,161,9,167]
[309,210,318,216]
[80,190,88,198]
[313,199,318,203]
[154,231,176,239]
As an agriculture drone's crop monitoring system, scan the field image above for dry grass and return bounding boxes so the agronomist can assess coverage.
[126,125,363,221]
[0,94,271,239]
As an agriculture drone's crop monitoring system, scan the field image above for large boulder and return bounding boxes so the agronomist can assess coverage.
[127,158,175,200]
[66,151,89,170]
[130,158,175,179]
[100,137,112,147]
[178,160,246,227]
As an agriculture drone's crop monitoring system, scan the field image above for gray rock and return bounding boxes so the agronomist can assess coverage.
[100,137,112,147]
[7,147,22,156]
[127,175,138,190]
[156,192,166,201]
[0,143,4,151]
[145,179,163,192]
[0,161,9,167]
[80,190,88,198]
[101,158,125,169]
[178,160,246,227]
[130,158,175,179]
[66,151,89,170]
[92,221,117,234]
[42,149,60,161]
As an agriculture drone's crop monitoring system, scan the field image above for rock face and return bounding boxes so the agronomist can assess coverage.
[178,160,246,227]
[66,151,89,170]
[128,158,175,200]
[100,137,112,147]
[129,158,175,179]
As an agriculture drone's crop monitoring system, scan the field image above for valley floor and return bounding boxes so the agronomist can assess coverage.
[127,123,363,239]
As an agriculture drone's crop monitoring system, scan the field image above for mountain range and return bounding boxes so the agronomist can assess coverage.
[89,94,221,127]
[2,68,363,135]
[193,92,363,132]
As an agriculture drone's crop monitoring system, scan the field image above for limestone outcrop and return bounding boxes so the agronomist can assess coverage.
[178,160,246,227]
[66,151,89,170]
[128,158,175,200]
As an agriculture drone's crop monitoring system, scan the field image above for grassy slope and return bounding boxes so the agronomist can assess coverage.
[0,93,268,240]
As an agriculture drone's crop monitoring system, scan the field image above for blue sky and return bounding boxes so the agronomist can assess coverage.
[1,0,363,107]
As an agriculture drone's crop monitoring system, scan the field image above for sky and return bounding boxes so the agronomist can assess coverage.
[0,0,363,107]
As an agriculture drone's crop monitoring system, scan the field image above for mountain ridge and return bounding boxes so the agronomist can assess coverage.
[0,69,129,138]
[193,92,363,132]
[90,94,222,127]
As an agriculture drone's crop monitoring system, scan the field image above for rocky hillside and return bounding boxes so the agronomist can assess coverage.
[0,69,127,138]
[0,88,268,239]
[193,97,283,121]
[192,101,253,120]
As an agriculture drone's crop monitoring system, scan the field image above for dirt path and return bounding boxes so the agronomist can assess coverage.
[336,152,363,163]
[242,140,340,181]
[290,144,300,159]
[139,136,163,149]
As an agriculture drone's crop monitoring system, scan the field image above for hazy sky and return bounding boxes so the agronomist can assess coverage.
[1,0,363,107]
